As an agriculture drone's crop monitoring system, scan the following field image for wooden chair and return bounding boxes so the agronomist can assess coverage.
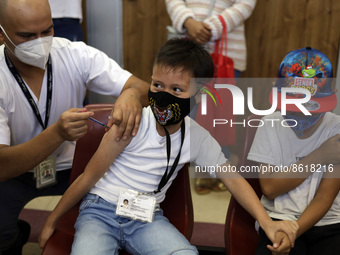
[42,104,194,254]
[224,114,262,255]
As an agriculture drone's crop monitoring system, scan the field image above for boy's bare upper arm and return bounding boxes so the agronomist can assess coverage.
[316,171,340,201]
[295,169,340,237]
[258,163,306,200]
[82,125,132,186]
[260,161,340,201]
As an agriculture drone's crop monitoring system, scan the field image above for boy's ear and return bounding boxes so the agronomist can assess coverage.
[197,87,205,96]
[194,87,206,104]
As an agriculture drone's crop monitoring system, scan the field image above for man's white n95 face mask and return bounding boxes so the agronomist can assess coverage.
[0,24,53,69]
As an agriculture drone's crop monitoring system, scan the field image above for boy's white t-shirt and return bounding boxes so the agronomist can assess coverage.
[248,111,340,226]
[90,106,227,204]
[0,37,131,171]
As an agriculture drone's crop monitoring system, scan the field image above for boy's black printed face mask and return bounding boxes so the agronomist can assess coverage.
[148,89,196,126]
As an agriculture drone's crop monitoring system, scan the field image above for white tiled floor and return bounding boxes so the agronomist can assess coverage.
[22,173,231,255]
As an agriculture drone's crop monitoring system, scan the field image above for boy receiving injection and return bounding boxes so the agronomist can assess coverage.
[39,38,298,254]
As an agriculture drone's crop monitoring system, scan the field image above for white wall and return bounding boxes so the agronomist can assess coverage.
[86,0,123,104]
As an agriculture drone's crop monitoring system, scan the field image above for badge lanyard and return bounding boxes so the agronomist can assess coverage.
[4,48,53,130]
[154,121,185,194]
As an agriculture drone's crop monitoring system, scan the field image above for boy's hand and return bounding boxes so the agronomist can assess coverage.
[38,220,56,248]
[267,231,291,255]
[263,220,298,248]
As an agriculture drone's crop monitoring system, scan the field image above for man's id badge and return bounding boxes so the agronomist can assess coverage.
[34,155,57,189]
[116,189,156,223]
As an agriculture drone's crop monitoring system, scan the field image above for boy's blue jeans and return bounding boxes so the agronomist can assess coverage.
[71,194,198,255]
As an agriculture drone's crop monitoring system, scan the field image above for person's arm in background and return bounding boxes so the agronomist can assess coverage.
[204,0,257,41]
[165,0,212,44]
[165,0,195,34]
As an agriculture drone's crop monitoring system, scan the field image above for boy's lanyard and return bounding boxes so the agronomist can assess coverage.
[4,48,53,130]
[154,121,185,194]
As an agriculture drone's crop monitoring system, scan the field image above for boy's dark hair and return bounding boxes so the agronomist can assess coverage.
[154,38,214,79]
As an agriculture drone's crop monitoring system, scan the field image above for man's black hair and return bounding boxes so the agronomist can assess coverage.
[154,38,214,79]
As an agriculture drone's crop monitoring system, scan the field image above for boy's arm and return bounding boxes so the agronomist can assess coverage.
[107,75,149,141]
[38,125,131,248]
[217,163,299,248]
[265,170,340,254]
[296,171,340,237]
[259,134,340,200]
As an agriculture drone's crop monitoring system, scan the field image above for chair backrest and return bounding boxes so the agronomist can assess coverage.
[224,114,262,255]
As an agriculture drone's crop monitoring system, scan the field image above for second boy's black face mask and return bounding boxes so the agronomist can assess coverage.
[148,89,195,126]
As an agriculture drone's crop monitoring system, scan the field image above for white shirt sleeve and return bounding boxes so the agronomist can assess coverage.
[165,0,195,33]
[189,118,227,168]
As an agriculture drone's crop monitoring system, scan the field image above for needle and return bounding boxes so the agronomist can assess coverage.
[88,117,110,129]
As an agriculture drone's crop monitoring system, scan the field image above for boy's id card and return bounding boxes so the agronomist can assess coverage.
[34,155,57,189]
[116,189,156,223]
